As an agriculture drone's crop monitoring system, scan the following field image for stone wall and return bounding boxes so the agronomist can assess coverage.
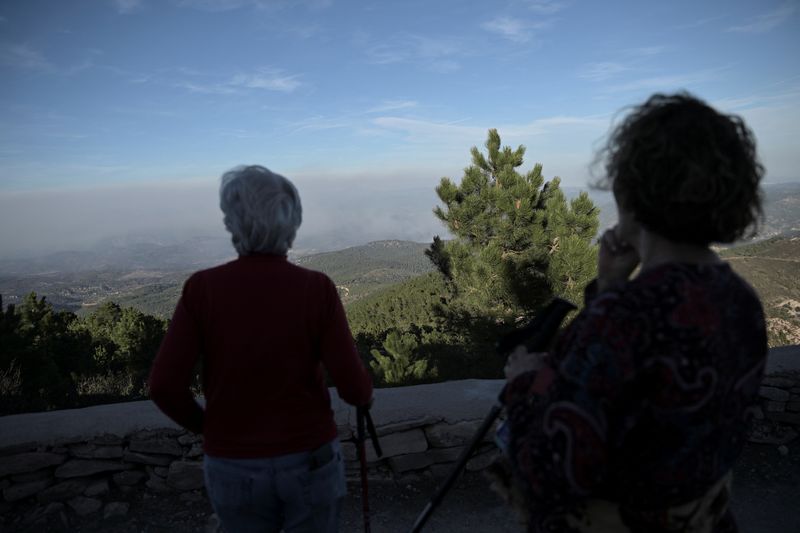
[1,346,798,529]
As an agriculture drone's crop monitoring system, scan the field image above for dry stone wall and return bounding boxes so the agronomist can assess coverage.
[1,347,799,529]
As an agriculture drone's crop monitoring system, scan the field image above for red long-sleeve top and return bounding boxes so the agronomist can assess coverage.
[148,254,373,458]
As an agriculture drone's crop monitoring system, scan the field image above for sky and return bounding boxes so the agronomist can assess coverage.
[1,0,799,257]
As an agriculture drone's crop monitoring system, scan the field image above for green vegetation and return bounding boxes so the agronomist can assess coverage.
[369,331,437,385]
[0,293,166,415]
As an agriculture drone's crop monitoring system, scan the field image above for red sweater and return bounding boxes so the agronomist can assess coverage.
[148,254,373,458]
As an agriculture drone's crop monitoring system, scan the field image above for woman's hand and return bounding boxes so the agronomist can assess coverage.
[504,346,547,382]
[598,227,640,292]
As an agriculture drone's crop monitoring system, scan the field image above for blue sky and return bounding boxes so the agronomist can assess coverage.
[0,0,799,256]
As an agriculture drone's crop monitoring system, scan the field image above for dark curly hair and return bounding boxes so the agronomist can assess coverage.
[595,92,764,244]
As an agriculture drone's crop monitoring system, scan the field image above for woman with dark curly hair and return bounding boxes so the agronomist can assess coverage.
[501,93,768,532]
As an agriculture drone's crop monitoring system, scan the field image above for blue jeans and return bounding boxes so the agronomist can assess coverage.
[204,440,346,533]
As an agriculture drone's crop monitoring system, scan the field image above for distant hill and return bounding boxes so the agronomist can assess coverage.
[721,235,800,345]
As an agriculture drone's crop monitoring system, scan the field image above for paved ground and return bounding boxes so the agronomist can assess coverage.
[5,441,798,533]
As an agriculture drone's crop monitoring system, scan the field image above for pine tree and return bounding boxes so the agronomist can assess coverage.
[369,331,437,385]
[428,129,599,320]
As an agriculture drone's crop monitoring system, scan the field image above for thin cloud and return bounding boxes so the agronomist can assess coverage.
[175,0,331,12]
[727,2,796,34]
[230,68,302,92]
[112,0,143,14]
[288,115,351,134]
[361,33,464,72]
[366,100,418,113]
[522,0,566,14]
[482,17,539,43]
[603,67,729,94]
[0,44,55,72]
[578,62,629,81]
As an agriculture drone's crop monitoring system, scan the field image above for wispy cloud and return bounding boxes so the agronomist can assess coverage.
[288,115,351,134]
[522,0,566,14]
[0,44,55,72]
[230,68,302,92]
[171,67,304,94]
[727,2,796,34]
[482,16,548,43]
[672,14,729,31]
[175,0,331,12]
[578,62,629,81]
[360,33,465,72]
[604,67,729,93]
[366,100,418,113]
[112,0,143,14]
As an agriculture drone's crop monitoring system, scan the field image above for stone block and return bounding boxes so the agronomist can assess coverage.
[3,479,53,502]
[791,387,800,395]
[123,451,173,466]
[133,428,184,440]
[69,444,124,460]
[766,401,786,413]
[167,461,205,491]
[337,424,353,441]
[761,377,796,388]
[38,479,90,503]
[104,501,130,520]
[466,448,500,472]
[366,429,428,461]
[0,479,9,490]
[55,459,131,479]
[146,476,172,493]
[760,386,791,402]
[752,406,765,420]
[388,452,434,474]
[0,452,66,477]
[424,420,490,448]
[767,412,800,425]
[84,480,110,498]
[788,402,800,412]
[129,438,183,457]
[430,463,456,479]
[375,416,442,437]
[186,444,203,458]
[11,468,53,483]
[178,434,202,446]
[92,434,124,446]
[430,446,465,463]
[67,496,102,516]
[113,470,146,486]
[154,466,170,477]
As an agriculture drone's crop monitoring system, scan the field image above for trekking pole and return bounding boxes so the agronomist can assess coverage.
[357,405,383,533]
[408,298,576,533]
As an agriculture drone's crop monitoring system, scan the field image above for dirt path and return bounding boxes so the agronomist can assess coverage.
[8,442,799,533]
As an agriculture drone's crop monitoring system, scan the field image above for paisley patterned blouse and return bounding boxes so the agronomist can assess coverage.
[505,262,768,533]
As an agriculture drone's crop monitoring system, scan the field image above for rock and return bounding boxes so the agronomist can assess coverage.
[186,444,204,458]
[389,452,434,473]
[425,420,487,448]
[92,434,124,446]
[154,466,170,477]
[767,412,800,425]
[376,416,443,437]
[0,479,9,490]
[55,459,130,478]
[778,445,789,456]
[167,461,205,491]
[766,401,786,413]
[337,423,353,441]
[762,377,796,388]
[113,470,146,486]
[0,452,66,477]
[177,434,202,446]
[84,480,110,497]
[430,463,456,478]
[3,479,53,502]
[44,502,66,515]
[67,496,102,516]
[70,443,124,460]
[759,386,791,402]
[146,476,172,493]
[751,406,765,420]
[466,448,500,472]
[180,491,204,502]
[133,428,184,440]
[103,501,130,520]
[788,401,800,412]
[129,438,184,457]
[11,468,53,483]
[123,451,174,466]
[38,479,90,503]
[366,429,428,461]
[791,387,800,395]
[430,446,465,463]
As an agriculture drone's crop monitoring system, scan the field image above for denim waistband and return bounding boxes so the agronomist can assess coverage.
[205,439,340,472]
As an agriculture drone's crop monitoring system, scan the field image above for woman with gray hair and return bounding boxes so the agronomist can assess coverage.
[149,165,373,532]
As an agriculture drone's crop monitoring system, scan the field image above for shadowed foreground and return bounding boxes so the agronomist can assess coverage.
[10,442,799,533]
